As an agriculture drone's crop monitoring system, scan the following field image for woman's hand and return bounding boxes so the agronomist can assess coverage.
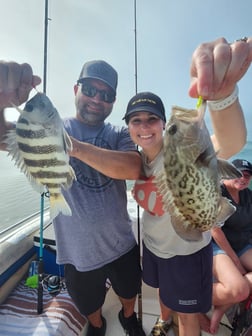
[189,37,252,100]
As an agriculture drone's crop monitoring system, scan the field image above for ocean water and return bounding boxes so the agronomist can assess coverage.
[1,141,252,232]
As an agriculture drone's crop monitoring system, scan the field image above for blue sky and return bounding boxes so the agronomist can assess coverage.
[1,0,252,139]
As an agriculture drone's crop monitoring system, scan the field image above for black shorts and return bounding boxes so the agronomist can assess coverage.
[142,242,213,313]
[64,245,142,316]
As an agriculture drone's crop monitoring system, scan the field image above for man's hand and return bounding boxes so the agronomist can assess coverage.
[0,61,41,109]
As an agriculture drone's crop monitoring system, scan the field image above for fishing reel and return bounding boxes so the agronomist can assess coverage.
[42,274,66,296]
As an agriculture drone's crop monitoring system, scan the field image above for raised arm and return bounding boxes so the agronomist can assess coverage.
[189,37,252,159]
[0,61,41,149]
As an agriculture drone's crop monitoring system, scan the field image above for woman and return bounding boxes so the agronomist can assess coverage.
[124,87,246,336]
[201,159,252,334]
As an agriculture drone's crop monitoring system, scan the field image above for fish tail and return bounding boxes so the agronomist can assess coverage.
[49,193,72,219]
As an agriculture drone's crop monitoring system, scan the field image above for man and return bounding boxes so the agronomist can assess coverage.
[57,60,145,336]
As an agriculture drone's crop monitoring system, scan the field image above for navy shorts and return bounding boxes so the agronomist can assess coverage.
[64,245,142,316]
[212,241,252,257]
[142,242,213,313]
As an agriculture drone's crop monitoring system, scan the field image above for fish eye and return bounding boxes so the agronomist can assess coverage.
[168,123,177,135]
[25,103,33,112]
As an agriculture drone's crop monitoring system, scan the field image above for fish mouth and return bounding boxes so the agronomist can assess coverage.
[174,109,199,123]
[172,101,206,125]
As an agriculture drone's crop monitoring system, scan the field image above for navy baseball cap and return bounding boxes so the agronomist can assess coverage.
[78,60,118,94]
[232,159,252,175]
[123,92,166,124]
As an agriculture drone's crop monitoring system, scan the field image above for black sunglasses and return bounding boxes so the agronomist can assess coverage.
[77,80,116,103]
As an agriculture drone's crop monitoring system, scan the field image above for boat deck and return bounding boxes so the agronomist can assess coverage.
[81,282,233,336]
[1,219,250,336]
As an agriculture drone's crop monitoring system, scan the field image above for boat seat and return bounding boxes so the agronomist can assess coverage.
[0,280,86,336]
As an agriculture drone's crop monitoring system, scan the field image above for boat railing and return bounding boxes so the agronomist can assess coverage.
[0,206,50,243]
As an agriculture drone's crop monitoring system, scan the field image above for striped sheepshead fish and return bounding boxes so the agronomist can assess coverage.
[5,92,76,219]
[155,101,242,241]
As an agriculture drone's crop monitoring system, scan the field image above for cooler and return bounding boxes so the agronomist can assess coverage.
[33,223,64,276]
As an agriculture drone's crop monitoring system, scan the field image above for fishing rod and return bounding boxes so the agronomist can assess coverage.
[37,0,50,314]
[133,0,143,326]
[43,0,49,95]
[37,193,45,314]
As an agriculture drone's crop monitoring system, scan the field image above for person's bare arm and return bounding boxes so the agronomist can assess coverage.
[189,37,252,158]
[70,137,142,180]
[210,99,246,159]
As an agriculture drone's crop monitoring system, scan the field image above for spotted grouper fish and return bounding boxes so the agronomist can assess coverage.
[5,92,76,219]
[155,101,242,241]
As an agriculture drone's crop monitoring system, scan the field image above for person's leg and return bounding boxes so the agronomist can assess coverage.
[178,313,201,336]
[239,247,252,292]
[156,244,212,335]
[109,245,146,335]
[118,296,137,317]
[213,253,249,305]
[109,245,141,316]
[64,263,107,330]
[159,244,212,336]
[200,253,250,334]
[149,292,173,336]
[142,243,173,336]
[159,290,173,321]
[86,308,106,328]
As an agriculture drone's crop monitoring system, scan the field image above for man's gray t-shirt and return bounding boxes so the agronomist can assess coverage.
[53,118,137,271]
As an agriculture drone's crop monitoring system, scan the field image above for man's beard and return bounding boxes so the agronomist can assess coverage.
[78,105,111,126]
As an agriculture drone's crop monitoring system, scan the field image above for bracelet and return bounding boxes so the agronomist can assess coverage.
[207,85,239,111]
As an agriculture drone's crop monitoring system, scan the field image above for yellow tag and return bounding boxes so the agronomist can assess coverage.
[196,96,203,109]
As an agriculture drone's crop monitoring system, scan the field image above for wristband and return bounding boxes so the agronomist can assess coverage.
[207,85,238,111]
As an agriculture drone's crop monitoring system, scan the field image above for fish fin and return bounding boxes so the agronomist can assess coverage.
[49,194,72,219]
[154,169,173,210]
[63,129,73,152]
[171,218,203,242]
[61,166,76,189]
[5,130,26,171]
[195,146,216,167]
[4,129,45,194]
[215,196,236,225]
[217,159,242,179]
[4,129,18,151]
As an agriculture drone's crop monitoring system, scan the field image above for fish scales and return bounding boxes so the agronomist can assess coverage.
[4,92,76,219]
[155,102,242,241]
